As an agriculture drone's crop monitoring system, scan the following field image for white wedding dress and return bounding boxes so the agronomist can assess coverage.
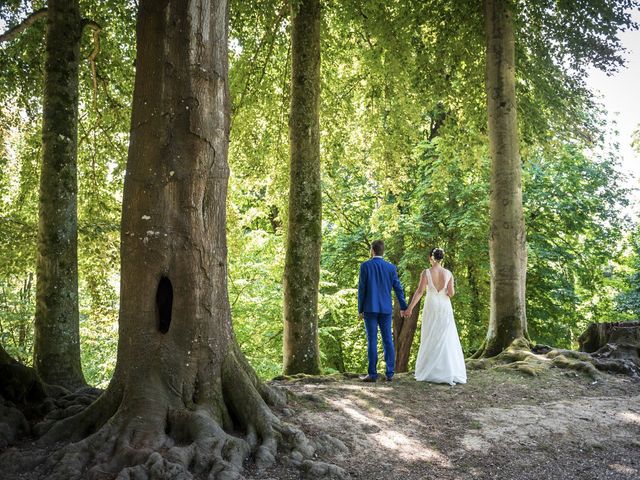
[414,269,467,385]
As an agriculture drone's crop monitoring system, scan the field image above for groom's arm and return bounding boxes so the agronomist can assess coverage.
[358,263,366,315]
[392,266,408,311]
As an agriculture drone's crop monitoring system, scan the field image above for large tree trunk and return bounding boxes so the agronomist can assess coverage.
[481,0,528,357]
[33,0,86,390]
[283,0,322,375]
[15,2,328,478]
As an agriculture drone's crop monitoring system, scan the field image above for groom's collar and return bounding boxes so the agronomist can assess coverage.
[372,256,384,259]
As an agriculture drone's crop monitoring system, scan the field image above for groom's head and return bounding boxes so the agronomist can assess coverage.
[371,240,384,257]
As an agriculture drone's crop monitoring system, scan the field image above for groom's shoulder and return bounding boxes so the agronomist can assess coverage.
[382,259,397,270]
[360,258,396,269]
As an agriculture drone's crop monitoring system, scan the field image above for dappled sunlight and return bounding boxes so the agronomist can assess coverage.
[373,429,453,467]
[618,411,640,425]
[461,395,640,454]
[328,396,390,425]
[609,463,638,476]
[278,368,640,479]
[339,405,371,424]
[321,392,453,468]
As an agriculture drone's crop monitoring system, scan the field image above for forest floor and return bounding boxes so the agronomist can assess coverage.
[251,367,640,480]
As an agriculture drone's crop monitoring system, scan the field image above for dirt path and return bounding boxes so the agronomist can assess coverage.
[253,369,640,480]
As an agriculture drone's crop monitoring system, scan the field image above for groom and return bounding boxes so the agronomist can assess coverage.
[358,240,407,382]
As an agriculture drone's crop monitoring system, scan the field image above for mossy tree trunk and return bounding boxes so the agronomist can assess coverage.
[23,2,321,478]
[481,0,528,357]
[33,0,86,390]
[283,0,322,375]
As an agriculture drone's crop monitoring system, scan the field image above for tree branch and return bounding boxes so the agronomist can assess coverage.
[0,8,48,44]
[233,5,288,115]
[83,19,102,105]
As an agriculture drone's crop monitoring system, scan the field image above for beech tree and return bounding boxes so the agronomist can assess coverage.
[0,0,103,389]
[33,0,87,389]
[476,0,529,357]
[283,0,322,374]
[26,1,325,478]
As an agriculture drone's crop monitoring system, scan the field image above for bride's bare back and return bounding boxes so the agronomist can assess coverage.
[429,265,455,297]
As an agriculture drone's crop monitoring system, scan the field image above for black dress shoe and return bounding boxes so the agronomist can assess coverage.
[384,376,393,382]
[359,375,377,382]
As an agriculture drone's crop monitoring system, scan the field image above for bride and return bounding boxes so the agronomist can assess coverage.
[405,247,467,385]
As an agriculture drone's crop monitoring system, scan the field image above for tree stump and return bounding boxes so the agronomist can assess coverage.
[393,297,421,373]
[578,321,640,373]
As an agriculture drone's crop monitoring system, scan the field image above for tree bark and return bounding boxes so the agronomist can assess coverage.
[33,0,86,390]
[482,0,528,357]
[21,2,324,478]
[283,0,322,375]
[0,344,48,408]
[393,297,421,373]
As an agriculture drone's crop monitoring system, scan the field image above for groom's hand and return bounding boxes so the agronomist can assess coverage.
[359,312,363,319]
[400,310,407,317]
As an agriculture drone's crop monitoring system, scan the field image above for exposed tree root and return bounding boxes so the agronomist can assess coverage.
[469,340,487,360]
[0,347,74,450]
[0,348,346,480]
[272,372,360,385]
[0,398,29,450]
[466,338,639,381]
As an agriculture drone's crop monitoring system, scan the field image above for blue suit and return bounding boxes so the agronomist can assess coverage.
[358,256,408,379]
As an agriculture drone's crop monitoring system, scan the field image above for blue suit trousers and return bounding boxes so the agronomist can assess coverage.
[363,312,395,379]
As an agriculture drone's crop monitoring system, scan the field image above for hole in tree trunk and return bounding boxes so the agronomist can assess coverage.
[156,276,173,334]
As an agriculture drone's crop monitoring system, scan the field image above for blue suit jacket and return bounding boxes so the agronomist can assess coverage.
[358,257,408,314]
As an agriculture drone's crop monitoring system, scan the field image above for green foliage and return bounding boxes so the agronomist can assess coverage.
[0,0,638,383]
[524,143,631,346]
[0,0,135,385]
[616,226,640,318]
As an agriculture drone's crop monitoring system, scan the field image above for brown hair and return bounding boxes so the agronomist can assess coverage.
[371,240,385,256]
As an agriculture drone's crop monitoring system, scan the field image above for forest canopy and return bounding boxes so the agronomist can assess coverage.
[0,0,638,387]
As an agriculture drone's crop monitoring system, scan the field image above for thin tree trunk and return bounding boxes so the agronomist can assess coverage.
[467,262,485,344]
[33,0,85,390]
[283,0,322,375]
[393,296,421,373]
[482,0,528,356]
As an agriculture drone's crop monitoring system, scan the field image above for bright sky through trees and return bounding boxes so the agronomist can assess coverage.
[586,10,640,206]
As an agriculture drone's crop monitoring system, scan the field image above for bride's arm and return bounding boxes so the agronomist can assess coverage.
[447,274,455,297]
[406,271,427,315]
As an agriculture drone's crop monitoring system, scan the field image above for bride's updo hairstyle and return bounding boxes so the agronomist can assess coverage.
[430,247,445,262]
